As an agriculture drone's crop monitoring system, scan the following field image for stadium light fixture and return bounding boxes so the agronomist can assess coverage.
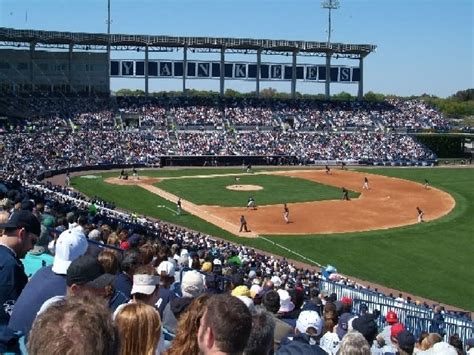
[321,0,340,44]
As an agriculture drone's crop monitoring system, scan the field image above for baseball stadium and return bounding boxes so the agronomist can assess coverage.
[0,2,473,354]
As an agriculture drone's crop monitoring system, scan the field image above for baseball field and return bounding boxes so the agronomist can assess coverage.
[71,166,474,311]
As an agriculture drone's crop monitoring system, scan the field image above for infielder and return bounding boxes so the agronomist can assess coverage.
[416,207,424,223]
[247,196,256,210]
[424,179,430,189]
[283,203,290,224]
[363,177,370,190]
[341,187,350,201]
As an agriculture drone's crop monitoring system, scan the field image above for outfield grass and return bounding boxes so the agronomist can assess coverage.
[72,167,474,310]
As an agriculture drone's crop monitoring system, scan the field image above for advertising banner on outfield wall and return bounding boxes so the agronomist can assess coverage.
[110,60,359,83]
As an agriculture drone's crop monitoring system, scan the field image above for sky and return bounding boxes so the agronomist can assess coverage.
[0,0,472,97]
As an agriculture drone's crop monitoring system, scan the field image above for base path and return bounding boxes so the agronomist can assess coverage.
[105,169,455,237]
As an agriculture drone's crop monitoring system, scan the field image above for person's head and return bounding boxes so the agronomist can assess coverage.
[52,228,88,275]
[139,243,156,265]
[394,330,416,355]
[115,302,161,355]
[351,314,378,345]
[120,248,143,276]
[243,307,275,355]
[262,290,280,314]
[338,331,371,355]
[167,294,210,355]
[156,260,176,288]
[98,249,120,274]
[323,310,339,334]
[66,255,115,298]
[296,310,323,343]
[386,310,398,325]
[131,265,160,306]
[181,270,205,298]
[0,210,40,258]
[420,333,442,350]
[198,294,252,355]
[28,294,117,355]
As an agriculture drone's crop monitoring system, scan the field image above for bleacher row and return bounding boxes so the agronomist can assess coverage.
[0,94,450,131]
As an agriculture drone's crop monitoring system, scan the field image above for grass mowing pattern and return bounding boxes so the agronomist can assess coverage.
[72,167,474,310]
[156,174,357,206]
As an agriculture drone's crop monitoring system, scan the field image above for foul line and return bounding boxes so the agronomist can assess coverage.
[258,235,323,268]
[157,205,180,215]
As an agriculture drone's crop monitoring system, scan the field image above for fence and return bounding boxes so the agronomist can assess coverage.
[319,280,474,345]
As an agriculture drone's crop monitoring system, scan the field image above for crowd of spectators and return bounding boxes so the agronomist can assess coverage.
[0,129,435,180]
[0,175,471,354]
[0,94,451,131]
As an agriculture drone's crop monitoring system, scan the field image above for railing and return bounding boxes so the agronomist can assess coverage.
[319,280,474,345]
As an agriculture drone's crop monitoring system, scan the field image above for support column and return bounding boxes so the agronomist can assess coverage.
[68,43,73,94]
[358,55,364,100]
[106,42,111,95]
[29,42,35,92]
[145,44,149,96]
[182,45,187,94]
[220,47,225,96]
[256,49,261,98]
[325,52,331,100]
[291,51,297,99]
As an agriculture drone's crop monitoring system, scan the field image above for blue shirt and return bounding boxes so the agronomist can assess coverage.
[8,266,66,338]
[0,245,28,326]
[113,272,132,298]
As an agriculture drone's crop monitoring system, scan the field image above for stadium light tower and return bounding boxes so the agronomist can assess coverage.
[106,0,111,95]
[321,0,340,44]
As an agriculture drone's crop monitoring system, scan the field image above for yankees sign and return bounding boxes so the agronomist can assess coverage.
[110,60,359,82]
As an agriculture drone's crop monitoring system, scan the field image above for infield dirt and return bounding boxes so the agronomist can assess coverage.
[105,169,455,238]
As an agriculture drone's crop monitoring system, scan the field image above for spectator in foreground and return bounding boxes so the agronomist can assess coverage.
[197,294,252,355]
[0,210,40,325]
[338,331,371,355]
[243,307,275,355]
[27,294,117,355]
[165,294,210,355]
[115,302,162,355]
[162,269,204,335]
[263,290,293,351]
[8,228,88,337]
[278,310,326,355]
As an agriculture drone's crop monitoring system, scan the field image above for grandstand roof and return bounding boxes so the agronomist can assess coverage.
[0,27,376,56]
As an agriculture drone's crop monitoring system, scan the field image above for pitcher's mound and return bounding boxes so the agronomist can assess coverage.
[226,184,263,191]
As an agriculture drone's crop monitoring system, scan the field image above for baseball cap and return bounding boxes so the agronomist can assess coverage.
[396,330,415,354]
[352,314,378,343]
[156,261,176,277]
[181,270,204,298]
[131,274,160,295]
[0,210,41,236]
[201,262,213,273]
[296,310,323,336]
[52,228,88,274]
[336,312,355,340]
[66,255,115,288]
[277,289,295,313]
[386,310,398,324]
[231,285,251,297]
